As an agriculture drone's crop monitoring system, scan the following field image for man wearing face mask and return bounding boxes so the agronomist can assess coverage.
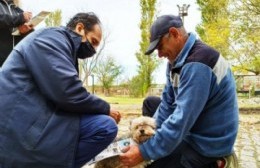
[0,12,121,168]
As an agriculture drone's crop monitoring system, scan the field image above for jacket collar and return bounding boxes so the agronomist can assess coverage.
[60,26,82,54]
[173,33,196,69]
[60,27,82,72]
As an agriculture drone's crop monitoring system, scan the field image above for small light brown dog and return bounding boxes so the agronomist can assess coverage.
[94,116,156,168]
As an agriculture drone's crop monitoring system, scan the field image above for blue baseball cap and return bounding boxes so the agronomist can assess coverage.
[145,15,183,55]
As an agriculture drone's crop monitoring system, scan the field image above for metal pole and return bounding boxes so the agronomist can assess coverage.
[91,74,94,94]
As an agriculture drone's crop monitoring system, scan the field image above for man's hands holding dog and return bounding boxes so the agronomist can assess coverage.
[120,145,144,167]
[109,109,121,124]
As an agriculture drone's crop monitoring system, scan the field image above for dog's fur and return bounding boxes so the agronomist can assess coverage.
[94,116,156,168]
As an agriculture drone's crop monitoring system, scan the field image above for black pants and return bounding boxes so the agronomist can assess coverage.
[142,96,218,168]
[142,96,161,117]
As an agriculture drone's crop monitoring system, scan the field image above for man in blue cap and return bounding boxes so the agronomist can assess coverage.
[120,15,239,168]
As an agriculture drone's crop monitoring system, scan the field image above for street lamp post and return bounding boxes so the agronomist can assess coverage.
[91,74,95,94]
[177,4,190,25]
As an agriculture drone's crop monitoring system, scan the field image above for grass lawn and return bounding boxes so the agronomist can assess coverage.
[99,95,144,105]
[98,95,260,114]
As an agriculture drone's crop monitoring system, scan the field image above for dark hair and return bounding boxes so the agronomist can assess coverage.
[66,12,100,31]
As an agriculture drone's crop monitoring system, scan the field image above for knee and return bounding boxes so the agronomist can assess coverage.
[142,96,161,117]
[97,115,118,140]
[143,96,161,107]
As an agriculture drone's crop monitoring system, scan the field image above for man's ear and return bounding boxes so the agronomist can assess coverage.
[168,27,179,38]
[75,23,85,35]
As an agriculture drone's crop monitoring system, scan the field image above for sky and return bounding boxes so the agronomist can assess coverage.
[21,0,201,84]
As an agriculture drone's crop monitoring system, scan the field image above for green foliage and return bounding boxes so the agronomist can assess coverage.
[99,95,144,105]
[45,10,62,27]
[228,0,260,75]
[128,75,143,97]
[196,0,231,57]
[249,85,255,97]
[93,56,123,96]
[135,0,160,96]
[196,0,260,75]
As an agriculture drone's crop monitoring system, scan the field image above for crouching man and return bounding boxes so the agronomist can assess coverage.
[0,12,121,168]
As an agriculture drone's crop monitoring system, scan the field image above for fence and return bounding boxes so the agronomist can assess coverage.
[235,75,260,97]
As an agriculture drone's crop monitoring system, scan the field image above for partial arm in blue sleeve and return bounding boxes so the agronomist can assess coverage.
[23,29,110,115]
[154,63,176,128]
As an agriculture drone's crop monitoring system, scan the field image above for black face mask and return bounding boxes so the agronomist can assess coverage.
[77,40,96,59]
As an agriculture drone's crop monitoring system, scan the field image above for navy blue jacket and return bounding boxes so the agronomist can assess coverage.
[0,0,26,65]
[140,33,239,160]
[0,27,110,168]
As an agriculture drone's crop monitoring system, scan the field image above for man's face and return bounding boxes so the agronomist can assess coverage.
[82,24,102,50]
[156,28,181,63]
[76,23,102,50]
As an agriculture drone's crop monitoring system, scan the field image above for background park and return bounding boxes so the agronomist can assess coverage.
[19,0,260,167]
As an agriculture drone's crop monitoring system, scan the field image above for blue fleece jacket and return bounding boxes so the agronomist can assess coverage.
[139,33,239,160]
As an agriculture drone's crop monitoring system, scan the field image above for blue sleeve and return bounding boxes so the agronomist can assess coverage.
[153,63,176,128]
[139,62,212,160]
[23,29,110,115]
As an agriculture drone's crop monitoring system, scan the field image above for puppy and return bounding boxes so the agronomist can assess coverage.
[94,116,156,168]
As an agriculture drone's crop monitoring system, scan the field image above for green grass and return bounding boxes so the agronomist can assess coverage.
[238,104,260,108]
[99,95,144,105]
[98,95,260,109]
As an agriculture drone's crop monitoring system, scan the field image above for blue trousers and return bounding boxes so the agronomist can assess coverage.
[142,96,219,168]
[74,114,118,168]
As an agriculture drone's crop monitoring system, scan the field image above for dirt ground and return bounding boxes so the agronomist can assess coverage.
[83,98,260,168]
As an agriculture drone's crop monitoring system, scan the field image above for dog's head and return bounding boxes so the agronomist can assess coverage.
[129,116,156,144]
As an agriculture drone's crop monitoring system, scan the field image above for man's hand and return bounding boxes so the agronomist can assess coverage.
[109,109,121,124]
[18,23,33,34]
[120,145,144,167]
[23,11,32,22]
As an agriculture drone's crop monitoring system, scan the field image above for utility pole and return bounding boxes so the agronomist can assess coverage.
[91,74,95,94]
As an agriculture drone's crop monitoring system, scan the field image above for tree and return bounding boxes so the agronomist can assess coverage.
[93,55,123,96]
[135,0,160,97]
[45,10,62,27]
[196,0,231,58]
[128,76,143,97]
[196,0,260,75]
[229,0,260,75]
[79,31,110,87]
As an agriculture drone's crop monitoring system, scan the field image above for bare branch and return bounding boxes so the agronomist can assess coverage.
[80,29,112,86]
